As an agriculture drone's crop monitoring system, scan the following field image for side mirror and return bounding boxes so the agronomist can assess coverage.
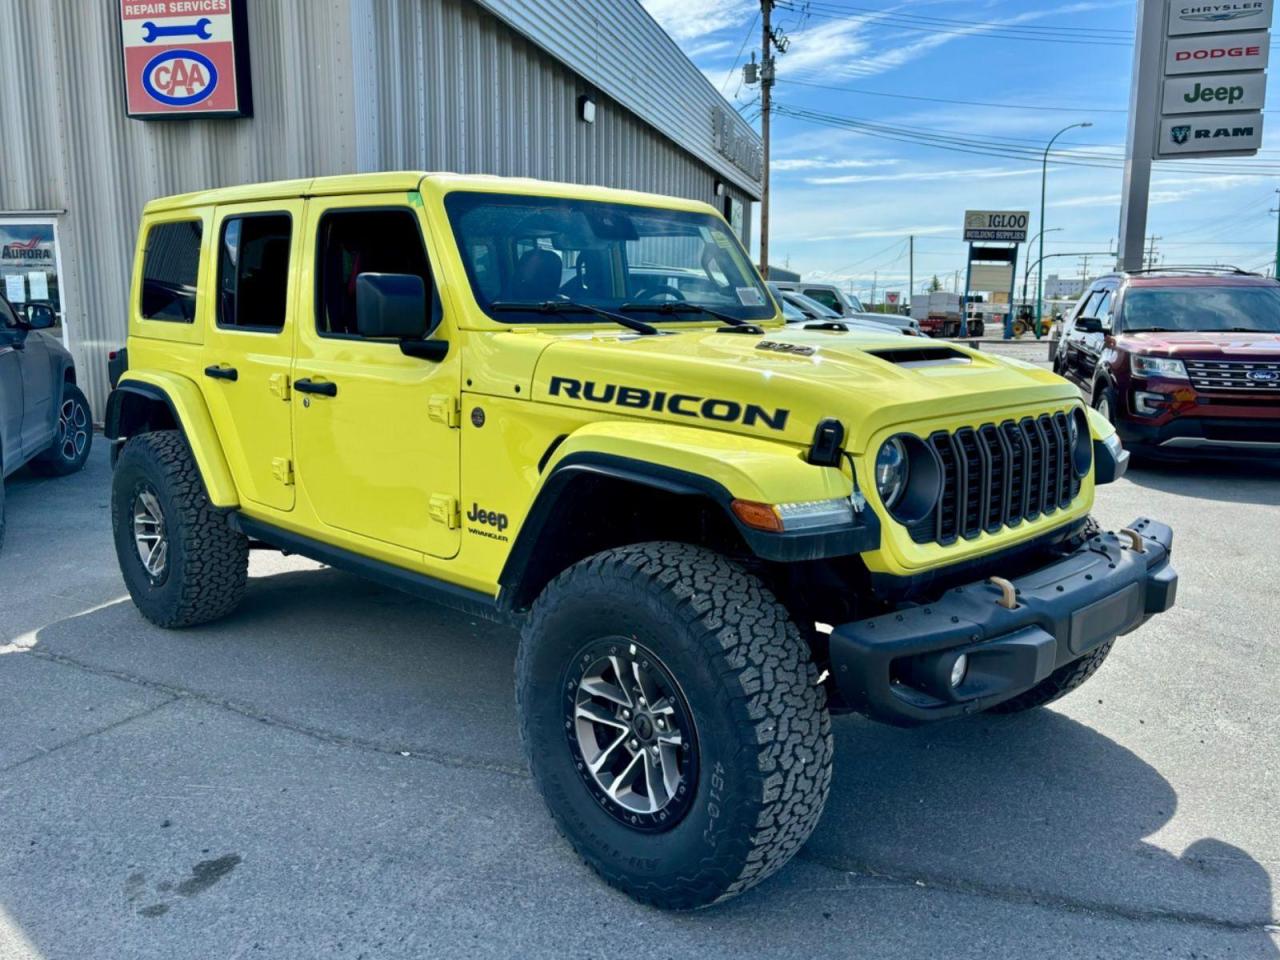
[1076,316,1102,334]
[25,304,56,330]
[355,273,428,339]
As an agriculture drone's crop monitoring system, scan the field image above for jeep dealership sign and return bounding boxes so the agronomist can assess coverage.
[962,211,1029,243]
[118,0,252,119]
[1155,0,1272,157]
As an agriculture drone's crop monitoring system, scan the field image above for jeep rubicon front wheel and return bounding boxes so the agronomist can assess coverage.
[517,542,833,909]
[111,431,248,628]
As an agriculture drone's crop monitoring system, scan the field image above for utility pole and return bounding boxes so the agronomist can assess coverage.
[870,271,878,309]
[759,1,775,279]
[908,235,915,308]
[1080,254,1091,291]
[1271,190,1280,277]
[1145,234,1161,270]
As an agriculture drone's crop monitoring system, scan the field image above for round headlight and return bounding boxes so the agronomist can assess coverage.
[876,438,909,509]
[1070,408,1092,477]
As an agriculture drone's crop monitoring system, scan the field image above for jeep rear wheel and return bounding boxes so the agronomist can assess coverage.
[517,542,833,909]
[111,431,248,628]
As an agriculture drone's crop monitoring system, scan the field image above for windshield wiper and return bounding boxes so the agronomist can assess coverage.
[1224,327,1275,333]
[490,299,658,336]
[1124,327,1174,333]
[620,301,760,330]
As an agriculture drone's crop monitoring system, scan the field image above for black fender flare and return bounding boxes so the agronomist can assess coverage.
[496,451,878,612]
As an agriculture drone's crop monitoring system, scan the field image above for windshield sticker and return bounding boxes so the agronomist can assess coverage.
[736,287,764,306]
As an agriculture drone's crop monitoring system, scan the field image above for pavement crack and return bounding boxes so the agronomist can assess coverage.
[20,647,530,780]
[795,850,1279,934]
[0,695,181,775]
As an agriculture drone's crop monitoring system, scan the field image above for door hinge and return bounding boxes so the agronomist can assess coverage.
[269,373,291,400]
[428,494,460,529]
[272,457,295,486]
[428,394,461,428]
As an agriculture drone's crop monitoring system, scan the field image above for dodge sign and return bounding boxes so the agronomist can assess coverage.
[963,210,1029,243]
[118,0,252,119]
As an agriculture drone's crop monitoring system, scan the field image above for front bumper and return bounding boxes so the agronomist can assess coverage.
[828,518,1177,726]
[1119,412,1280,458]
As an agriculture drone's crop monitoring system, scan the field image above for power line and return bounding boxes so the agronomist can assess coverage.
[777,76,1129,114]
[775,1,1134,46]
[723,11,761,95]
[794,0,1133,38]
[772,103,1280,177]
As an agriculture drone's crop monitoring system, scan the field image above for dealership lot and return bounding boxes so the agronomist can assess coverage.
[2,371,1278,957]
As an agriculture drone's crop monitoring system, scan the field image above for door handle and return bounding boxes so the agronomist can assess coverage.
[295,378,337,397]
[204,364,238,382]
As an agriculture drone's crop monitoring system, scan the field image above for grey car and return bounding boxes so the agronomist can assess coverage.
[1,294,91,551]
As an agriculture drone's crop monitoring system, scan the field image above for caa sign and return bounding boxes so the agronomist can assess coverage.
[118,0,252,119]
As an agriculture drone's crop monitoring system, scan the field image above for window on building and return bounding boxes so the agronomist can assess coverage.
[217,214,292,331]
[315,209,433,338]
[141,220,202,322]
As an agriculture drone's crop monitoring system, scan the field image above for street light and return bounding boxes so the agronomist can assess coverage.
[1023,227,1063,304]
[1035,121,1092,339]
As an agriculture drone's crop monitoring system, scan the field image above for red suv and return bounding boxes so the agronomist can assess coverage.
[1053,268,1280,458]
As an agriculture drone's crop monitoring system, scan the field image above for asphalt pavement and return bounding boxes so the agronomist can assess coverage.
[2,367,1278,957]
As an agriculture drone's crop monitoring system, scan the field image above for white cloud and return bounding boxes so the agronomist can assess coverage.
[640,0,754,42]
[772,157,899,171]
[806,166,1038,185]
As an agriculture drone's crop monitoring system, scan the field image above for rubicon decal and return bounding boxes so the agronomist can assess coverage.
[548,376,790,431]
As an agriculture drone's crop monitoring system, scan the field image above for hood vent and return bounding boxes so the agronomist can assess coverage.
[868,346,972,368]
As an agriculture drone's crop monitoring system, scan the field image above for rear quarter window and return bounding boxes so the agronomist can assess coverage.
[140,220,203,322]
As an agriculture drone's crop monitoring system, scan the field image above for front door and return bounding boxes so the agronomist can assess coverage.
[0,297,22,473]
[200,201,302,512]
[291,196,461,560]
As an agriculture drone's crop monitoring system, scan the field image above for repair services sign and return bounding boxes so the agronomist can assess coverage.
[119,0,252,119]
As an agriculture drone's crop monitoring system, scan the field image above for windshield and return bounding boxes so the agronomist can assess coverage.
[1119,285,1280,333]
[445,192,774,324]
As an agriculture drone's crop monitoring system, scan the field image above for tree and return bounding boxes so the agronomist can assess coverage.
[929,275,942,292]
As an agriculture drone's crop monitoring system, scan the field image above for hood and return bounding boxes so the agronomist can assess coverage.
[529,325,1078,454]
[1117,330,1280,358]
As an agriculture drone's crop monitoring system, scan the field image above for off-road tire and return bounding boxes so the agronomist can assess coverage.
[31,383,93,476]
[1093,383,1120,426]
[517,541,833,910]
[988,641,1114,714]
[111,431,248,628]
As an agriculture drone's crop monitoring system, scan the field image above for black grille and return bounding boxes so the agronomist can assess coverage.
[1184,359,1280,393]
[914,412,1082,546]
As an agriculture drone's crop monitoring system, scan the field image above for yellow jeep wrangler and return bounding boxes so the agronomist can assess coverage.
[105,172,1177,908]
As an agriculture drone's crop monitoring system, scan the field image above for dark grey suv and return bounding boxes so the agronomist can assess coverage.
[1,293,91,550]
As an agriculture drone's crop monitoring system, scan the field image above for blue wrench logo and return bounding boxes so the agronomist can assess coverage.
[141,18,213,43]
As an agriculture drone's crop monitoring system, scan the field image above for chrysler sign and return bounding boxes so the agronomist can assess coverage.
[1167,0,1274,35]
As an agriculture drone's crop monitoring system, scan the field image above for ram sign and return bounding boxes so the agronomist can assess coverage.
[118,0,252,119]
[962,211,1029,243]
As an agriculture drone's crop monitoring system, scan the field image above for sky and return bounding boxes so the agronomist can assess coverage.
[640,0,1280,304]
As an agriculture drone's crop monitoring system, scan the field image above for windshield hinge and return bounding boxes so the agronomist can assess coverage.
[429,395,461,428]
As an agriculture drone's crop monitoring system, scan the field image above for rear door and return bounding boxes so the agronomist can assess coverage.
[200,201,302,512]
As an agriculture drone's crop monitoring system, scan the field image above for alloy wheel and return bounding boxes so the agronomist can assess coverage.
[132,485,168,580]
[565,639,698,832]
[58,397,89,462]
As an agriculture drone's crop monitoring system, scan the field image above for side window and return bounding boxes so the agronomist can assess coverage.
[316,208,433,338]
[218,214,292,331]
[1093,290,1114,325]
[805,288,840,311]
[141,220,202,322]
[1076,289,1102,320]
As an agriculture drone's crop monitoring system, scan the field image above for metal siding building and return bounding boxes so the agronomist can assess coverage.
[0,0,761,417]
